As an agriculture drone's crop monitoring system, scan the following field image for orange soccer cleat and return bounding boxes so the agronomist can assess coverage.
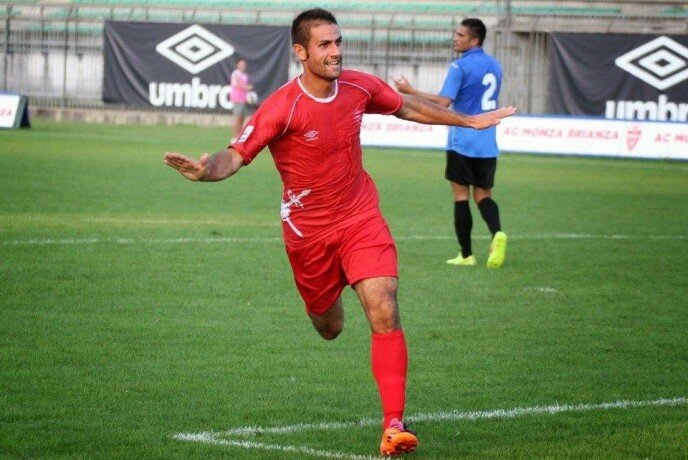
[380,418,418,456]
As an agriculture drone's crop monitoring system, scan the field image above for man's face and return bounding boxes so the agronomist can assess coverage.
[453,25,478,53]
[296,23,342,81]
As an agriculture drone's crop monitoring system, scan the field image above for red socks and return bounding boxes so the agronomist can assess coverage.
[371,329,408,429]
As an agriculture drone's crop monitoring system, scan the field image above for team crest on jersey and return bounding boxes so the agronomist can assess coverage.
[304,130,319,142]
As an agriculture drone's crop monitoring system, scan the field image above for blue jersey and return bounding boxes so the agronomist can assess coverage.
[439,47,502,158]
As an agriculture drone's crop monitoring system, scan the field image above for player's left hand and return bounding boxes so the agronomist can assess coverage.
[470,106,517,129]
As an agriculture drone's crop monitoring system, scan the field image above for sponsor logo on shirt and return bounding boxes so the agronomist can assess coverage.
[304,130,319,142]
[280,189,311,237]
[238,125,254,143]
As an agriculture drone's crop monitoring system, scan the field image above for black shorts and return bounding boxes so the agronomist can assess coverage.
[445,150,497,189]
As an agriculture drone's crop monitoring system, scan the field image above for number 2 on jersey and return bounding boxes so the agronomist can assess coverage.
[481,73,497,111]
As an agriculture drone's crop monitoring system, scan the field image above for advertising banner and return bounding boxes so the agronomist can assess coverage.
[548,34,688,122]
[497,115,687,160]
[0,94,30,129]
[103,21,290,110]
[360,115,448,149]
[360,114,687,160]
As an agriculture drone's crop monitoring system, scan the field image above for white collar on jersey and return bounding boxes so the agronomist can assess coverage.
[296,75,338,103]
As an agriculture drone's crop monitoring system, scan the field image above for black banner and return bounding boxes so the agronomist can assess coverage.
[103,21,290,110]
[548,33,688,122]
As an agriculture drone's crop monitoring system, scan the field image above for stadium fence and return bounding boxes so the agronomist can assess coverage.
[1,0,686,119]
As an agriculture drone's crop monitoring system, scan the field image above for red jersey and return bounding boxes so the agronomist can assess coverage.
[232,70,403,247]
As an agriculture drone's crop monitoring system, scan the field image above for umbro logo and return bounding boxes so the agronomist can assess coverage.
[304,130,319,141]
[615,36,688,90]
[156,25,235,75]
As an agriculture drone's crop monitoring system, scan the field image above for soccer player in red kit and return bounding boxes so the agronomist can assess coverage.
[164,8,515,456]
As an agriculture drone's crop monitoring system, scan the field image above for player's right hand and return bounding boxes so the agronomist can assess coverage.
[392,75,413,94]
[163,152,209,181]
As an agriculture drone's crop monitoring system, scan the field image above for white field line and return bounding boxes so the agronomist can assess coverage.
[2,233,686,246]
[174,396,687,459]
[173,433,378,460]
[1,236,283,246]
[6,216,687,236]
[523,286,558,293]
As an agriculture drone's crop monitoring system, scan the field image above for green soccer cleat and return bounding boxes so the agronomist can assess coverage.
[486,231,507,269]
[446,254,477,266]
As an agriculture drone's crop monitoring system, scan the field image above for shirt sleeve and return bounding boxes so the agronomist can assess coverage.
[364,74,403,115]
[438,61,463,101]
[231,99,285,165]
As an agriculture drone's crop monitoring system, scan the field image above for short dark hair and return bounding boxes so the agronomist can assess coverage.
[461,18,487,46]
[291,8,338,48]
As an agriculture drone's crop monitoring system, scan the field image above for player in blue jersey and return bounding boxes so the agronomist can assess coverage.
[394,18,507,268]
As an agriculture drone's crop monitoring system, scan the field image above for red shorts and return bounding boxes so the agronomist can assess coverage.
[285,213,398,316]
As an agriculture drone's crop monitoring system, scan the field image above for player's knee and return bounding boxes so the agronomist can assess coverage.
[369,299,401,333]
[310,312,344,340]
[316,323,343,340]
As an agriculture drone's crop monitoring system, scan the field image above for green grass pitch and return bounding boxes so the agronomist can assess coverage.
[1,120,687,458]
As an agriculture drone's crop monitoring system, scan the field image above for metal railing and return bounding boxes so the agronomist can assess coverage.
[1,1,686,115]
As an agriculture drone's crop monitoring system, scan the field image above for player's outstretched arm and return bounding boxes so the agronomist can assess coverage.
[163,148,245,182]
[395,94,516,129]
